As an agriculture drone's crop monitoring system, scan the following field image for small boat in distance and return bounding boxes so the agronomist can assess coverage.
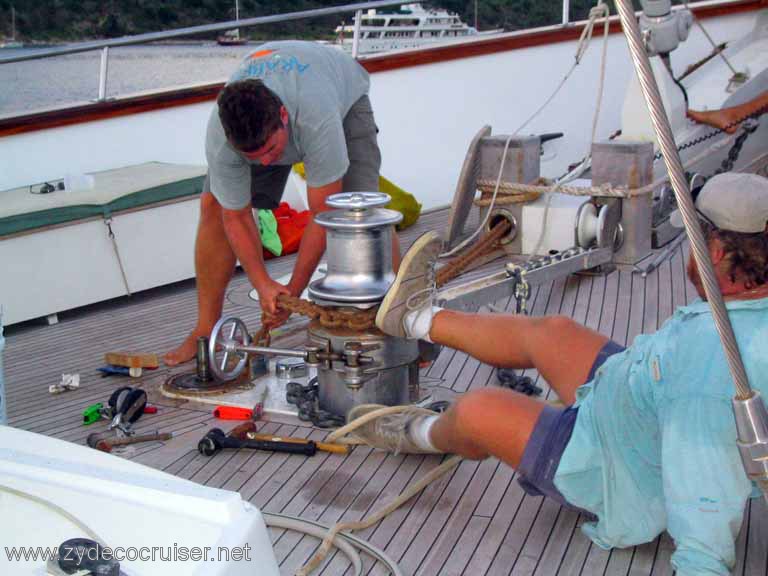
[217,0,247,45]
[1,6,23,49]
[334,3,501,55]
[217,29,247,46]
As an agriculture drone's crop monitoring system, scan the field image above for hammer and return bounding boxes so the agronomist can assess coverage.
[197,428,320,457]
[225,421,348,454]
[87,431,173,453]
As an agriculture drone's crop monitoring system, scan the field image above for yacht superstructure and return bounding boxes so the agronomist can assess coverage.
[334,3,491,54]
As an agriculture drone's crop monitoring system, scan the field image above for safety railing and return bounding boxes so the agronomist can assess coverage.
[0,0,577,103]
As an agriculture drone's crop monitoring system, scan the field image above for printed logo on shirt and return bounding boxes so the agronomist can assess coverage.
[239,50,311,79]
[248,49,275,60]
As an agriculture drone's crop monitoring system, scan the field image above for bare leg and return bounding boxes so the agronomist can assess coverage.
[687,91,768,133]
[687,108,743,134]
[429,310,608,405]
[163,193,237,366]
[430,387,545,467]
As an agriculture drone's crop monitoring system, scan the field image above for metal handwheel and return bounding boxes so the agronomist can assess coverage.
[209,317,252,381]
[326,191,391,210]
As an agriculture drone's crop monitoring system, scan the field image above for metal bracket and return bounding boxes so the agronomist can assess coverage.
[438,246,614,312]
[506,265,530,314]
[733,391,768,484]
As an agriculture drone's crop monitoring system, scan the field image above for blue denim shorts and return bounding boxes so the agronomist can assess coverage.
[516,340,625,512]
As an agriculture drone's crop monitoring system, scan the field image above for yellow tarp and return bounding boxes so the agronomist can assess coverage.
[292,163,421,230]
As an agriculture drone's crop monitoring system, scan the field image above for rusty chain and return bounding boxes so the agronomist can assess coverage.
[436,218,511,286]
[265,219,512,332]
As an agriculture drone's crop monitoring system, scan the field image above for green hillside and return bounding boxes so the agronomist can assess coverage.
[0,1,613,43]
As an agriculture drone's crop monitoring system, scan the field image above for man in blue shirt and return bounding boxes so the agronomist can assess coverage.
[355,172,768,575]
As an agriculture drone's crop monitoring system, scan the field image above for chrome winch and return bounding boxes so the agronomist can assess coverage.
[208,192,421,420]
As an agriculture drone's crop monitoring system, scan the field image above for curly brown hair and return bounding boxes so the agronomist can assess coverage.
[217,79,283,152]
[702,220,768,288]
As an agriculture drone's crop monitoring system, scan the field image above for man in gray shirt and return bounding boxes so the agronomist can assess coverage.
[165,41,388,365]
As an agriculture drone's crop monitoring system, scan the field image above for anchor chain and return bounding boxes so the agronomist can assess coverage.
[286,378,345,428]
[271,219,512,331]
[436,218,511,286]
[711,120,759,176]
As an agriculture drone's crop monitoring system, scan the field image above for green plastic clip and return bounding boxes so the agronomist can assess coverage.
[83,403,104,425]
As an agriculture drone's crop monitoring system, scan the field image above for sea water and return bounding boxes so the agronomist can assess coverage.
[0,43,256,116]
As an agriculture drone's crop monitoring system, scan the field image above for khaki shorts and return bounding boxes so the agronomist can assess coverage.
[246,94,381,209]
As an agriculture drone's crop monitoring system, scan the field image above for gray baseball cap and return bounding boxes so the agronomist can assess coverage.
[670,172,768,233]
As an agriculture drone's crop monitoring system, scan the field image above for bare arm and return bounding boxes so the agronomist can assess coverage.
[221,206,288,314]
[286,179,343,297]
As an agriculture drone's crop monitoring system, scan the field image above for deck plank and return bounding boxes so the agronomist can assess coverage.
[463,472,528,576]
[598,268,620,340]
[508,498,566,575]
[626,271,647,346]
[612,270,633,346]
[315,451,407,575]
[365,456,456,576]
[389,458,479,576]
[648,533,676,576]
[3,207,759,576]
[415,457,499,574]
[485,493,546,576]
[554,516,593,576]
[531,508,581,576]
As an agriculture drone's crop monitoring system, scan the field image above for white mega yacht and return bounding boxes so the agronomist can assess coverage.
[334,3,497,54]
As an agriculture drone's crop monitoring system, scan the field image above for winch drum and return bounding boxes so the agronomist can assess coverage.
[309,192,403,306]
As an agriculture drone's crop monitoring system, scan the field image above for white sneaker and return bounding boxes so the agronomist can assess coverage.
[376,231,441,339]
[345,404,443,454]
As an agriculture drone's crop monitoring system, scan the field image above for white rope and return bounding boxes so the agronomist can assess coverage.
[103,216,132,296]
[0,481,403,576]
[589,3,610,145]
[475,128,741,199]
[295,455,461,576]
[476,178,629,197]
[293,405,463,576]
[264,513,404,576]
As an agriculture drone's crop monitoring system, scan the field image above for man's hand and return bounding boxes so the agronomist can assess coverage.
[257,277,291,315]
[262,308,291,332]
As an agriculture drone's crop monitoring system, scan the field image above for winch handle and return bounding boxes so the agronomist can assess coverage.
[209,317,252,381]
[209,316,338,380]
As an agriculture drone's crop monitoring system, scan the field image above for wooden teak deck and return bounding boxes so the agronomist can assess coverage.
[4,206,767,575]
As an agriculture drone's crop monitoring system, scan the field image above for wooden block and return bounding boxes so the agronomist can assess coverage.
[104,351,159,369]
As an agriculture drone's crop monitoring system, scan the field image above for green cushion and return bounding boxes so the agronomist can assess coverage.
[0,163,206,237]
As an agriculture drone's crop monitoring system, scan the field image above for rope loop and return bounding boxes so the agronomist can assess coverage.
[257,221,511,338]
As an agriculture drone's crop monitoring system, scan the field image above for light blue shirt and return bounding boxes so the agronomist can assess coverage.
[555,296,768,576]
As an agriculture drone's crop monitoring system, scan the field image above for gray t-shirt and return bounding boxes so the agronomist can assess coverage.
[206,41,370,209]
